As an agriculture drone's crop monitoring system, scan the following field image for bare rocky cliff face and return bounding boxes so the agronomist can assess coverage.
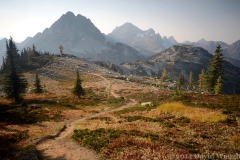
[22,11,143,64]
[107,22,178,57]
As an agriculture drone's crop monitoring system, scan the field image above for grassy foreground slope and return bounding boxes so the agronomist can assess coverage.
[0,56,239,159]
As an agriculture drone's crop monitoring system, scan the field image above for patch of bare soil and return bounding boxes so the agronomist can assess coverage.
[36,99,137,160]
[37,139,97,160]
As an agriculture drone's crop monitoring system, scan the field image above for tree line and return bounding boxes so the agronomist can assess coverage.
[1,41,54,73]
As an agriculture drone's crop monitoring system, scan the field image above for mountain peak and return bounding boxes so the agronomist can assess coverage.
[197,38,207,43]
[118,22,141,31]
[108,22,142,43]
[146,28,155,35]
[65,11,75,17]
[162,36,168,41]
[123,22,136,27]
[168,36,175,40]
[168,36,178,45]
[123,22,134,26]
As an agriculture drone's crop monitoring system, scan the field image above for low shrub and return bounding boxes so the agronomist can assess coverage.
[89,117,112,122]
[114,104,156,115]
[121,116,163,123]
[72,128,159,153]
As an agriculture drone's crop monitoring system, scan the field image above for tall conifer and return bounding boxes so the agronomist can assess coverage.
[33,73,43,93]
[188,71,193,89]
[3,37,28,102]
[198,69,205,91]
[72,71,85,99]
[177,74,184,90]
[214,76,222,95]
[159,67,167,89]
[204,45,224,93]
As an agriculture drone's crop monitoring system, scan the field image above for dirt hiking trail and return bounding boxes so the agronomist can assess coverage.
[36,74,137,160]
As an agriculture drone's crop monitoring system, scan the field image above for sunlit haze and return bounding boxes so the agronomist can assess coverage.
[0,0,240,44]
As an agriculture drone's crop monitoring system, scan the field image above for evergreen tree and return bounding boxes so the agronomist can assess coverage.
[204,45,224,93]
[32,44,39,56]
[214,76,222,95]
[3,37,28,102]
[1,56,6,71]
[177,74,184,90]
[32,44,36,55]
[27,47,33,63]
[33,73,43,93]
[23,48,28,62]
[198,69,205,91]
[72,71,85,99]
[20,50,24,61]
[159,67,167,89]
[188,71,193,89]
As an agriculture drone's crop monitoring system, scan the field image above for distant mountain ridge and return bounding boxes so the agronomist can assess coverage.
[223,39,240,61]
[107,22,178,57]
[182,39,229,54]
[182,39,240,67]
[0,11,240,70]
[21,11,143,64]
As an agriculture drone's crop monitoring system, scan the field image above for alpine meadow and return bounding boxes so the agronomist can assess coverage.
[0,1,240,159]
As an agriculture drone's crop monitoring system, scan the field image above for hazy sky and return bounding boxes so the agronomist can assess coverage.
[0,0,240,44]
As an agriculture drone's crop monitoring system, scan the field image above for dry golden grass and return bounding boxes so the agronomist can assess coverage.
[156,102,226,123]
[0,98,13,106]
[230,136,240,149]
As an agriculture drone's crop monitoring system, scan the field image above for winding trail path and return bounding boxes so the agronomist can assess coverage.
[36,73,137,160]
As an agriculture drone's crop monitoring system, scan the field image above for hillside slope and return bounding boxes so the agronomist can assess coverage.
[121,44,240,94]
